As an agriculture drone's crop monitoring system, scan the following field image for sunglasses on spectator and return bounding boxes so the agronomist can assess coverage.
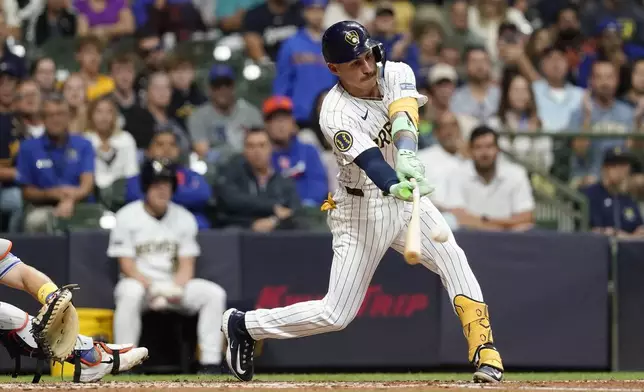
[140,43,163,57]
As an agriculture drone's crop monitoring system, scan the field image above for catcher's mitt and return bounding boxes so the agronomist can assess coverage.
[30,284,80,362]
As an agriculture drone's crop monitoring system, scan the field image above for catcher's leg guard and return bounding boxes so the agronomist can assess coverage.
[453,295,504,373]
[0,310,46,383]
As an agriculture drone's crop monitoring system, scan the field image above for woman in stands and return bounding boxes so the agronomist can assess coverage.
[491,69,553,172]
[62,73,89,134]
[84,96,139,192]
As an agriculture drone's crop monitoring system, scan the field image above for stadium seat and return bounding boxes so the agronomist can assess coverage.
[51,203,107,234]
[96,179,128,212]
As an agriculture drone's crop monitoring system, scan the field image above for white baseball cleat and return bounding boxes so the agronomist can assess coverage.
[75,342,148,382]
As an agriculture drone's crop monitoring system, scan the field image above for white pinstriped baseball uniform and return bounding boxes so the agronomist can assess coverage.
[244,61,484,340]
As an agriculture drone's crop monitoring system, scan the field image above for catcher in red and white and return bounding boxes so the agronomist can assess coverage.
[0,238,148,383]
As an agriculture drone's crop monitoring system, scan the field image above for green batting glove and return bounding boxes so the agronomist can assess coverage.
[414,176,435,196]
[389,180,415,201]
[396,149,426,183]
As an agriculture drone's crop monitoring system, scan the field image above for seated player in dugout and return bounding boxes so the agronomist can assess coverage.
[125,130,212,229]
[581,147,644,238]
[221,21,504,384]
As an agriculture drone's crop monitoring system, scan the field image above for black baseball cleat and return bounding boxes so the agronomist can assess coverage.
[473,365,504,383]
[221,308,256,382]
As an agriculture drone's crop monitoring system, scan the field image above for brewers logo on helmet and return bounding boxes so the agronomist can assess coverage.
[322,21,386,66]
[140,158,178,194]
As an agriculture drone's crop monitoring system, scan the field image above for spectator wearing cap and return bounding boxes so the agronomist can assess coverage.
[263,95,328,206]
[444,125,535,232]
[128,71,191,157]
[125,129,211,229]
[166,55,207,131]
[243,0,304,64]
[419,63,458,146]
[449,46,500,125]
[581,0,644,46]
[273,0,335,129]
[75,35,116,101]
[581,147,644,237]
[33,0,77,47]
[75,0,135,40]
[0,61,22,231]
[371,2,420,77]
[0,11,25,79]
[568,61,634,186]
[511,44,584,132]
[16,94,96,233]
[323,0,374,30]
[576,20,644,95]
[188,64,263,163]
[215,127,302,231]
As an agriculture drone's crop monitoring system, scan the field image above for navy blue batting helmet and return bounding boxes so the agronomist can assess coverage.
[322,21,385,65]
[140,158,178,194]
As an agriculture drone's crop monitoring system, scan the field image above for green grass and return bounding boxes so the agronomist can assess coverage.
[1,372,644,383]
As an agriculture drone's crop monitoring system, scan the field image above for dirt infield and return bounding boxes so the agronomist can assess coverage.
[3,380,644,392]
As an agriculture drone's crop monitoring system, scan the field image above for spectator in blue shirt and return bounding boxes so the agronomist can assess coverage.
[568,61,635,187]
[582,147,644,237]
[16,94,96,233]
[125,130,212,229]
[263,95,328,206]
[576,20,644,95]
[370,2,420,78]
[273,0,336,128]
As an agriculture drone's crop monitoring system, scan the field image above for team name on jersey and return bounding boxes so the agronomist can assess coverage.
[372,121,392,148]
[135,240,178,257]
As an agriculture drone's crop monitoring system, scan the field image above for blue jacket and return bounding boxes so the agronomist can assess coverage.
[273,28,336,122]
[271,137,328,206]
[125,166,212,229]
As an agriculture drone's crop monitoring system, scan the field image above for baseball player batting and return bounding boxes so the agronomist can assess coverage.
[222,21,504,383]
[0,239,148,383]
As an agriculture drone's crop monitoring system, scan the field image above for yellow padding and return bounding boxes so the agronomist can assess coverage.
[388,97,419,128]
[479,346,504,371]
[454,295,495,363]
[454,295,488,326]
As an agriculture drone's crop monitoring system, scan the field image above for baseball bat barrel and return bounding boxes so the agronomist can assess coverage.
[404,178,421,265]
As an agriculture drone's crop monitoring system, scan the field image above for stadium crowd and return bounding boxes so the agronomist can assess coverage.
[0,0,643,237]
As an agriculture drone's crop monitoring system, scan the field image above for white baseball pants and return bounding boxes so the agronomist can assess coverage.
[114,278,226,365]
[245,187,483,340]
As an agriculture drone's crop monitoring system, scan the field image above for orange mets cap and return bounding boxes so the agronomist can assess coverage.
[263,96,293,119]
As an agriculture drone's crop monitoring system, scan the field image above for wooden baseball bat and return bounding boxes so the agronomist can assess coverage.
[404,178,421,265]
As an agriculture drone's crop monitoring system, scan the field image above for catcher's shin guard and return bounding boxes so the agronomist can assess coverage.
[0,313,47,383]
[453,295,504,372]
